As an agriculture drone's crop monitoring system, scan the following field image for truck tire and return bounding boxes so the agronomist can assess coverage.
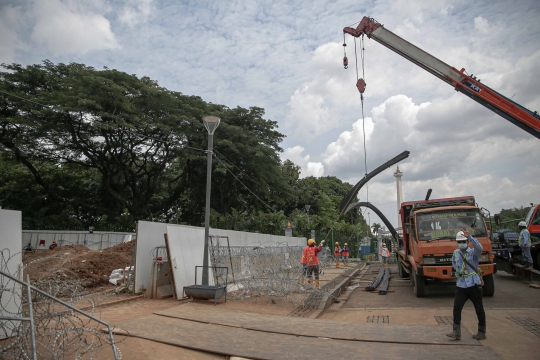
[398,261,408,278]
[413,270,426,298]
[482,274,495,297]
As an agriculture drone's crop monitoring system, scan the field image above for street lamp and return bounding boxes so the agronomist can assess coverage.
[305,204,311,225]
[202,116,220,285]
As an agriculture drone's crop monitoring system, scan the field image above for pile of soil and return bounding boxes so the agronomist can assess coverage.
[23,241,135,288]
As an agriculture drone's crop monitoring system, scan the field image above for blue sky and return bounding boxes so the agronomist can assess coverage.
[1,0,539,228]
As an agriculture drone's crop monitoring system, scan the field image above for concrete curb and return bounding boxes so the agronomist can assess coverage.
[310,263,366,318]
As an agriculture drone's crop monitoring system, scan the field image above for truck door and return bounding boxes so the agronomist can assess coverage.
[526,205,540,237]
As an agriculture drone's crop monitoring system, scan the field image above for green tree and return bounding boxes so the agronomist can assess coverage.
[0,61,290,230]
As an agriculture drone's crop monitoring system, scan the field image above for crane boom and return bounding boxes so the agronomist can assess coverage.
[344,17,540,139]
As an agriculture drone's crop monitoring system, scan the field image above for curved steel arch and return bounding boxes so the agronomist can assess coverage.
[344,201,398,243]
[338,151,410,214]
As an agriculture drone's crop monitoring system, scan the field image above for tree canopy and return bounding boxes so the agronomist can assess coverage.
[0,60,369,239]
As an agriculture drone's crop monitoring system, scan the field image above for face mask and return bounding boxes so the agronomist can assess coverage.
[458,242,468,250]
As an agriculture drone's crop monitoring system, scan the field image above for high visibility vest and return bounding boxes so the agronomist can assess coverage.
[453,250,476,278]
[518,229,530,246]
[304,246,320,266]
[301,246,308,265]
[380,247,390,257]
[342,247,350,257]
[334,246,341,256]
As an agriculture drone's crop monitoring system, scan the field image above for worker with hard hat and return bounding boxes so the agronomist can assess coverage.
[518,221,533,269]
[446,228,486,341]
[341,243,350,268]
[302,239,325,289]
[334,242,342,268]
[379,242,390,268]
[300,241,308,285]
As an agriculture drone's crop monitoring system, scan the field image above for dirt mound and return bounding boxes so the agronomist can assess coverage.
[23,241,135,288]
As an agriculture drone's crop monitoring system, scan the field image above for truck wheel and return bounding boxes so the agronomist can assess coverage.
[482,274,495,297]
[398,261,408,278]
[413,270,426,298]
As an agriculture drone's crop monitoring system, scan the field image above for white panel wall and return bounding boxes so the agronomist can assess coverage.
[0,210,22,340]
[134,221,306,295]
[166,225,210,298]
[22,230,135,251]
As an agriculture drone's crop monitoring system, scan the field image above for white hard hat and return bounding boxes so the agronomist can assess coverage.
[518,221,526,227]
[455,231,467,241]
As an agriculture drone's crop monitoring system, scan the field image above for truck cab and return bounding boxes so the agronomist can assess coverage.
[524,204,540,238]
[397,196,495,297]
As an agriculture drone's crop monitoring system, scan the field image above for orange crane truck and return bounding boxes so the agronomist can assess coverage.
[397,196,496,297]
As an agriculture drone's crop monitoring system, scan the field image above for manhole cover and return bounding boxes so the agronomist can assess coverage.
[367,315,389,323]
[507,317,540,337]
[434,316,453,325]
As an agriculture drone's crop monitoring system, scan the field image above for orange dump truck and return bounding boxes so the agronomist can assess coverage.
[397,196,495,297]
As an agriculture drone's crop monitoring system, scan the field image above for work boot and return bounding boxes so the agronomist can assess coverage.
[472,325,486,340]
[315,279,320,290]
[336,262,341,268]
[307,278,312,284]
[446,324,461,340]
[527,262,534,269]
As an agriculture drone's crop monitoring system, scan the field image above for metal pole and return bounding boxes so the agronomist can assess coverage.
[26,275,37,360]
[202,133,214,285]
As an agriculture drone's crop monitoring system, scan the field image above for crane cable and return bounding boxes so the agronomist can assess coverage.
[354,35,369,213]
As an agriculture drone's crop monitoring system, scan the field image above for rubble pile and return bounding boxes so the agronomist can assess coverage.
[23,241,135,288]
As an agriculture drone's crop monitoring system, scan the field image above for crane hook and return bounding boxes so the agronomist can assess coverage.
[343,42,348,69]
[356,78,366,93]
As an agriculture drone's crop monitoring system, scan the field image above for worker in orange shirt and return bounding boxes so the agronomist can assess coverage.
[302,239,325,289]
[334,242,342,268]
[341,243,350,268]
[300,241,308,284]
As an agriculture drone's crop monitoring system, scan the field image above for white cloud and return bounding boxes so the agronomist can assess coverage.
[0,21,17,64]
[282,146,324,178]
[118,0,153,26]
[474,16,491,34]
[30,0,119,55]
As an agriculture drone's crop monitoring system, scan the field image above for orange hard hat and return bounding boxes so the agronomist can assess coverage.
[308,239,315,245]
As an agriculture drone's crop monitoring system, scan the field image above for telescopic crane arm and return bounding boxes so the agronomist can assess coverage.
[343,17,540,140]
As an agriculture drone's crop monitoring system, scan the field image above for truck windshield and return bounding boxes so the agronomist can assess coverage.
[416,209,487,241]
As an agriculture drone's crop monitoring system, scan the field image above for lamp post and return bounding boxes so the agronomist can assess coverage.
[202,116,220,285]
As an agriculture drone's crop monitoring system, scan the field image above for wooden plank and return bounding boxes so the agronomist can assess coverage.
[155,305,479,346]
[116,314,502,360]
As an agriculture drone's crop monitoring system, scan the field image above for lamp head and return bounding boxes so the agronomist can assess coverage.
[202,116,221,135]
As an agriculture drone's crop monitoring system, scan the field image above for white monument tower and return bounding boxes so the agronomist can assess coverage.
[394,166,404,228]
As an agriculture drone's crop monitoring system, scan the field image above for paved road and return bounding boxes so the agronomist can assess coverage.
[319,263,540,360]
[344,264,540,309]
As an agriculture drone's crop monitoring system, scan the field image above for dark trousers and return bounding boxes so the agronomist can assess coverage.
[453,285,486,326]
[307,265,320,280]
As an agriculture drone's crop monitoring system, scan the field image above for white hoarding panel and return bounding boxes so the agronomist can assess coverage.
[0,210,22,340]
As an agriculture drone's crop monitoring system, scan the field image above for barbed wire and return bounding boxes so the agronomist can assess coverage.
[0,248,124,359]
[208,237,335,306]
